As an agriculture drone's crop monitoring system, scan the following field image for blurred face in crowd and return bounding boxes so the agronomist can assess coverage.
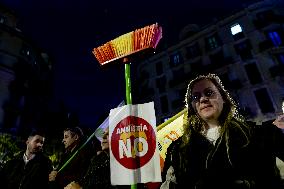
[62,130,78,150]
[101,129,109,151]
[26,135,44,154]
[191,79,224,124]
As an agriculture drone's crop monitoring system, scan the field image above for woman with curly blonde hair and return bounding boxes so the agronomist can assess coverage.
[162,73,284,189]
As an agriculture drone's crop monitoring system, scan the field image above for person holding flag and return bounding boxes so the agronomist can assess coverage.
[49,127,93,189]
[162,73,284,189]
[64,128,129,189]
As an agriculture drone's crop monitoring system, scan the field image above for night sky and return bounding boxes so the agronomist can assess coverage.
[1,0,257,129]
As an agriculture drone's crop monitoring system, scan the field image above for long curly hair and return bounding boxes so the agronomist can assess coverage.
[182,73,251,165]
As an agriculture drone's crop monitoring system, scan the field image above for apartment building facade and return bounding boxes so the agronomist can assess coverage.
[0,5,52,132]
[134,0,284,125]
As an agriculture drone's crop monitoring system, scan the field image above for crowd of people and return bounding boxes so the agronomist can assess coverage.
[0,73,284,189]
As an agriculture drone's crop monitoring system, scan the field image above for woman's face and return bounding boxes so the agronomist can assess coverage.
[191,79,224,124]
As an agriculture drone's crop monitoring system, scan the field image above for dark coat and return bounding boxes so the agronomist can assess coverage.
[53,144,93,189]
[80,151,128,189]
[0,152,52,189]
[162,122,284,189]
[80,151,142,189]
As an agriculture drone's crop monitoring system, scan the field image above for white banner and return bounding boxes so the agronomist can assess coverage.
[109,102,161,185]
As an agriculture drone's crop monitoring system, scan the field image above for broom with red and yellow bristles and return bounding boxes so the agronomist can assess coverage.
[92,23,163,189]
[92,23,162,65]
[53,24,162,189]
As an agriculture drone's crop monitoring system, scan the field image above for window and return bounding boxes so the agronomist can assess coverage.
[170,52,183,67]
[244,63,262,85]
[186,43,201,59]
[231,24,243,35]
[206,34,221,50]
[254,88,275,113]
[156,61,163,75]
[234,39,253,61]
[268,31,282,47]
[231,23,245,40]
[160,96,169,114]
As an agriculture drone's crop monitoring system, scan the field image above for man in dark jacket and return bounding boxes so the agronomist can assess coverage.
[0,129,52,189]
[64,128,131,189]
[49,127,93,189]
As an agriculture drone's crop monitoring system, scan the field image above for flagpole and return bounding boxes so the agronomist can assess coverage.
[157,108,187,131]
[124,59,137,189]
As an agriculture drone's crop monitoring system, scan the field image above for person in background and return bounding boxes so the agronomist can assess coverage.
[0,129,52,189]
[273,99,284,129]
[64,128,129,189]
[162,73,284,189]
[49,127,93,189]
[65,127,156,189]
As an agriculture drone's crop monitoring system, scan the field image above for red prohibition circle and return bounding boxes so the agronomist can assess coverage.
[111,116,156,169]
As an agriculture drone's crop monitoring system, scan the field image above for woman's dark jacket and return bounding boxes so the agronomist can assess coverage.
[0,151,52,189]
[162,122,284,189]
